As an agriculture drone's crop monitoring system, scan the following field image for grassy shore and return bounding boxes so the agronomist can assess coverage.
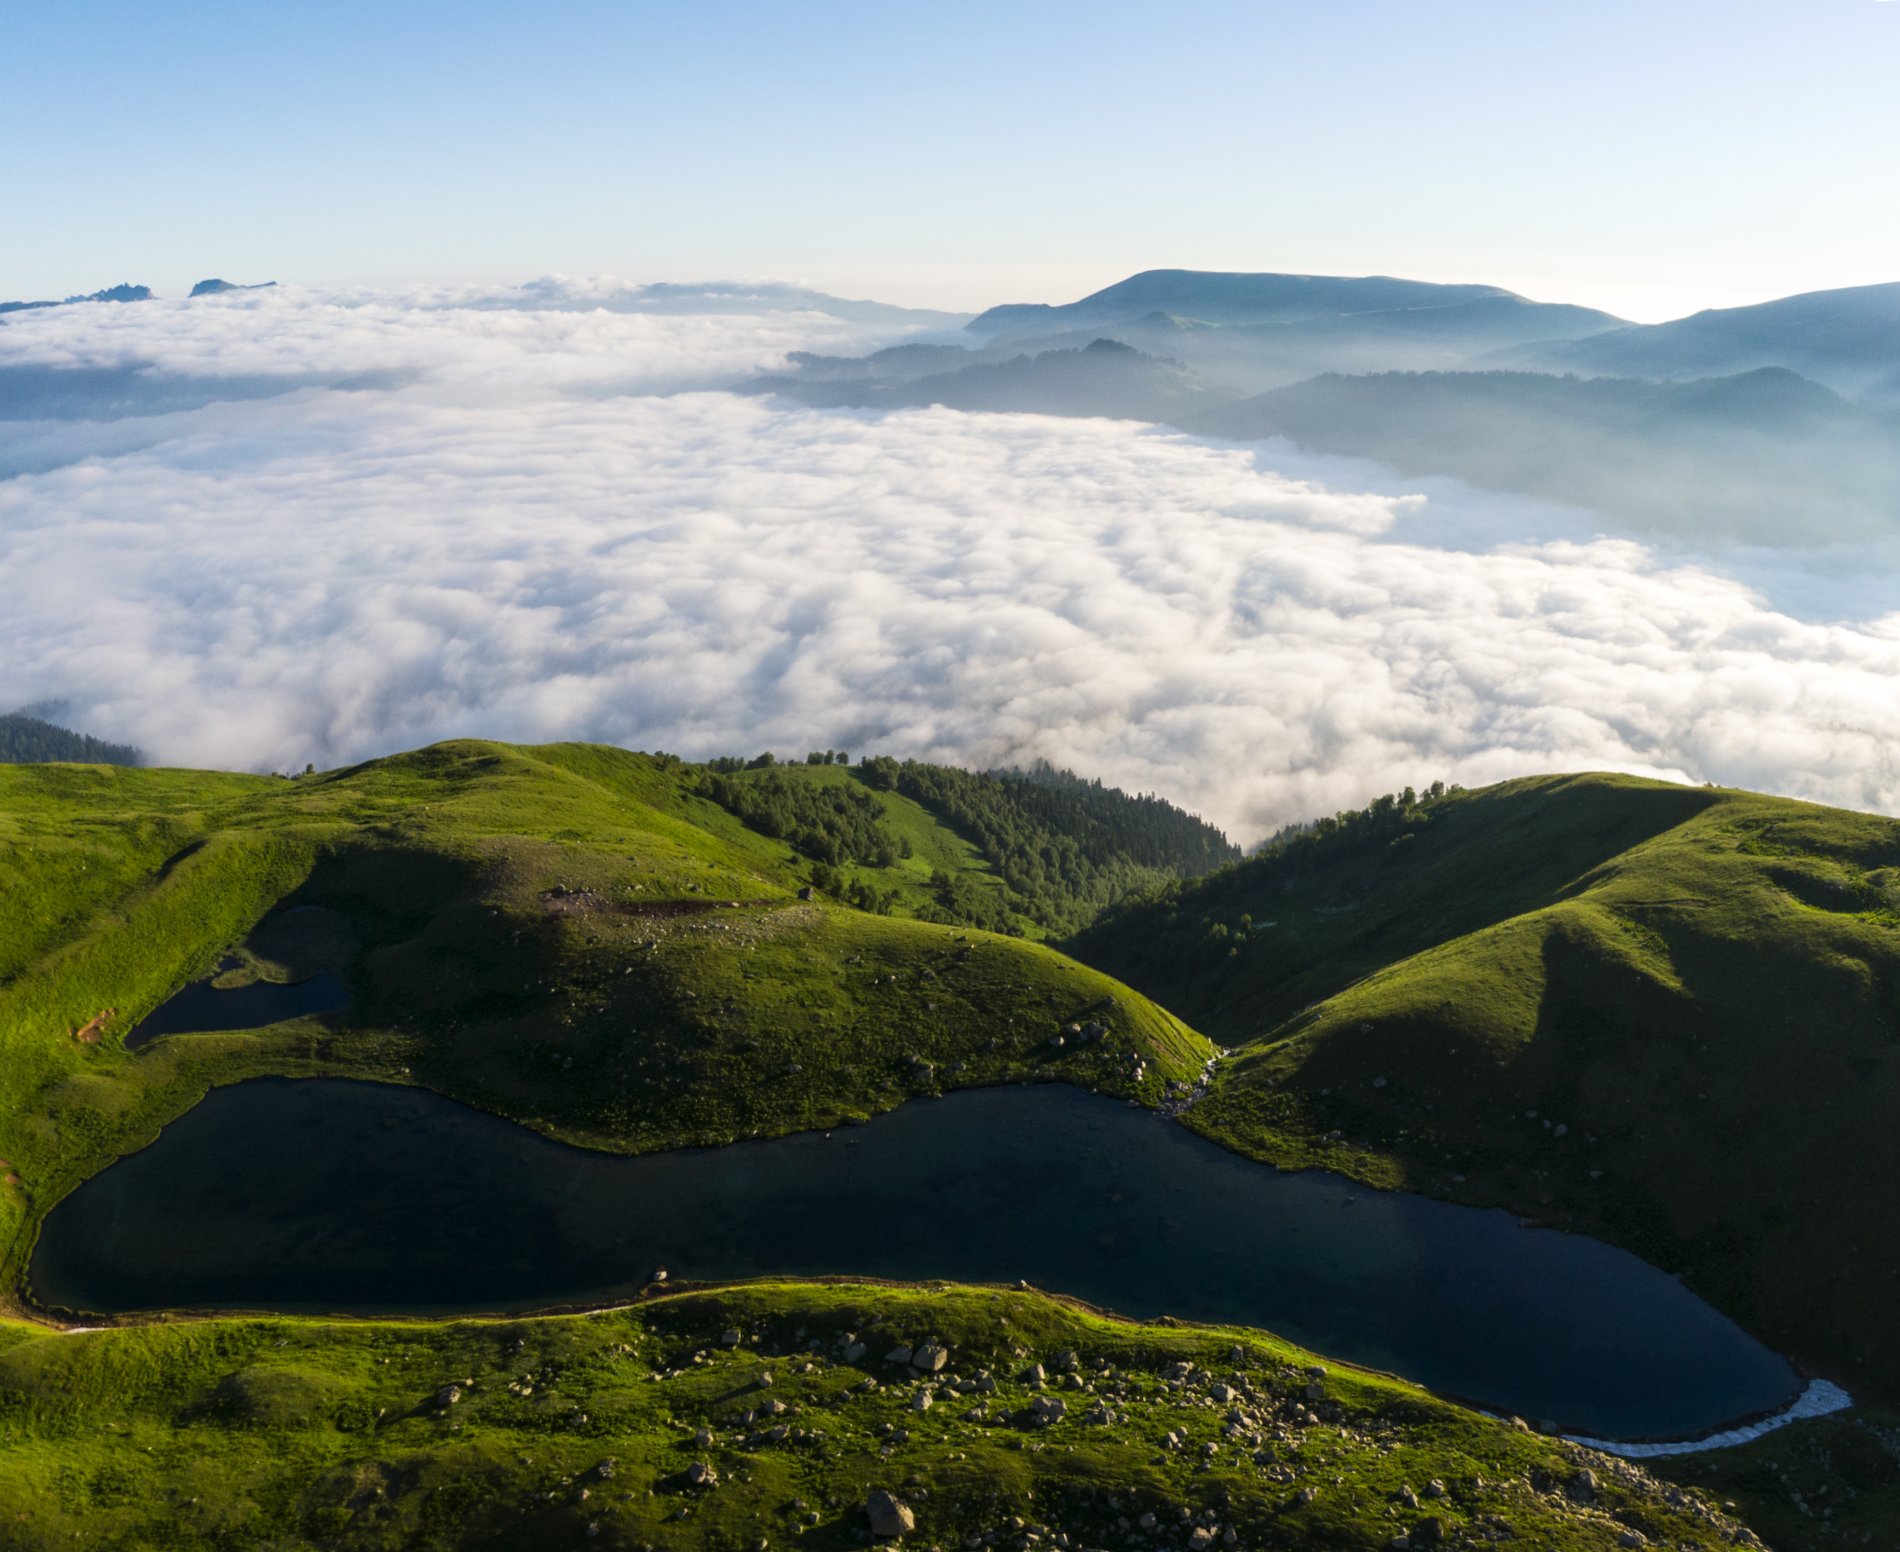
[1073,772,1900,1407]
[0,1281,1765,1551]
[0,742,1211,1309]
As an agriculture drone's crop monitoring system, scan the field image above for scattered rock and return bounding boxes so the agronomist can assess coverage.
[866,1489,915,1538]
[911,1343,948,1372]
[685,1461,717,1489]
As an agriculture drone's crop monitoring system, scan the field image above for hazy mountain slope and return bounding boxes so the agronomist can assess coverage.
[1501,281,1900,397]
[1072,773,1900,1399]
[966,269,1524,336]
[990,296,1629,392]
[959,270,1627,393]
[1190,367,1900,541]
[0,741,1213,1300]
[749,337,1226,422]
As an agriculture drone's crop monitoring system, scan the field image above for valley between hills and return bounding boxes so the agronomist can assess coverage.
[2,742,1898,1550]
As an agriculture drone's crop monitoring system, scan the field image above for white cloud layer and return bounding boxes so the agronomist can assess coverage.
[5,282,1900,843]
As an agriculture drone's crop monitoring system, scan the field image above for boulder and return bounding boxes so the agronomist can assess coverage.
[685,1461,717,1489]
[884,1345,913,1366]
[866,1489,916,1539]
[1029,1394,1067,1424]
[911,1343,949,1372]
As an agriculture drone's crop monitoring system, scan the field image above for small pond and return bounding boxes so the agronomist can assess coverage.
[30,1079,1797,1440]
[125,960,349,1048]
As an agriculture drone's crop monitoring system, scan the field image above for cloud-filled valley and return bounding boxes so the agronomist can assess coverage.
[5,279,1900,843]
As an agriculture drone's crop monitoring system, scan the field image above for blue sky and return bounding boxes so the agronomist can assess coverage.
[6,0,1898,318]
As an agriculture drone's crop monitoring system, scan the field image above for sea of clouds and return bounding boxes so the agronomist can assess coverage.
[4,278,1900,843]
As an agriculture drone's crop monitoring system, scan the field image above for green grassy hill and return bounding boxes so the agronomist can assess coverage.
[0,1280,1764,1552]
[0,742,1215,1308]
[9,748,1897,1549]
[1072,772,1900,1402]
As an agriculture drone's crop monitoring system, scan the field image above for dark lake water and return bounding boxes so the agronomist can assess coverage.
[31,1079,1796,1439]
[125,963,349,1048]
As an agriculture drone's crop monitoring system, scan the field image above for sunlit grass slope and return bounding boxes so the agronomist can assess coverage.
[1072,772,1900,1400]
[0,742,1211,1307]
[0,1282,1763,1552]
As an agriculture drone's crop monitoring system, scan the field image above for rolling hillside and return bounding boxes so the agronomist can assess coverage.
[1072,773,1900,1401]
[0,743,1220,1307]
[3,749,1893,1548]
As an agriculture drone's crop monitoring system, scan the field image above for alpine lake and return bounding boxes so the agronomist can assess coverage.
[34,1045,1797,1442]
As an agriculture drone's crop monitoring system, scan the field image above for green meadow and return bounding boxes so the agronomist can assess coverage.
[9,746,1900,1547]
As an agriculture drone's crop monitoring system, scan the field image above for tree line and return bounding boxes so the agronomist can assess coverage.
[0,713,142,767]
[698,753,1239,936]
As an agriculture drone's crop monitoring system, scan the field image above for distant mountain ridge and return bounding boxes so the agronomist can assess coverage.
[967,269,1535,335]
[1497,280,1900,397]
[0,283,151,316]
[748,265,1900,543]
[189,278,277,297]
